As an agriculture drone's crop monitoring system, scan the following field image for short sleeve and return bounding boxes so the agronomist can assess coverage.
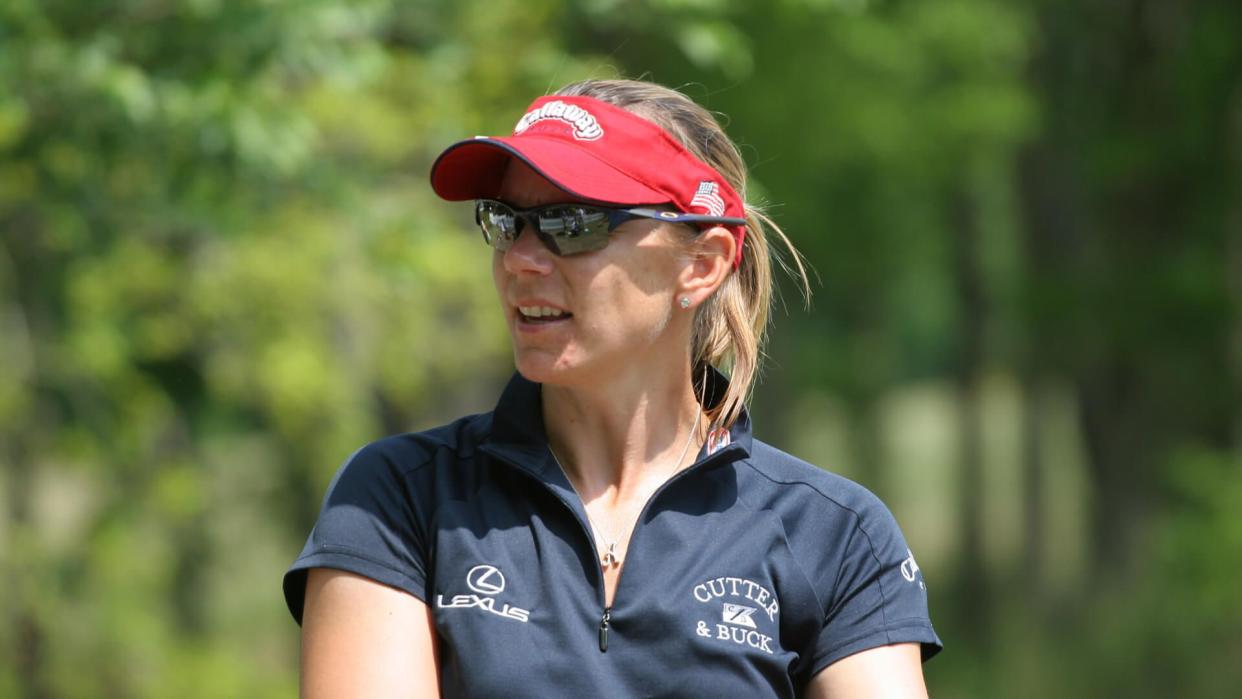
[282,442,431,625]
[809,494,943,674]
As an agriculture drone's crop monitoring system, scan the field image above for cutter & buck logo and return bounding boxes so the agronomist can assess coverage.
[692,575,779,654]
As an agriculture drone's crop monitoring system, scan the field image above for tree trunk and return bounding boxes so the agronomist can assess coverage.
[1231,230,1242,455]
[1076,367,1151,579]
[7,445,50,699]
[1230,89,1242,455]
[2,219,51,699]
[1019,373,1046,601]
[951,186,990,641]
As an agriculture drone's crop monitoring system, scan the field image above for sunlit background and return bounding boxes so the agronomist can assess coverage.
[2,0,1240,696]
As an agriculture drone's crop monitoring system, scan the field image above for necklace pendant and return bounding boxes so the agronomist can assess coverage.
[602,543,619,567]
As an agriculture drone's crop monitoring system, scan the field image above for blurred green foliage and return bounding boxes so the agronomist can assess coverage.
[1,0,1239,697]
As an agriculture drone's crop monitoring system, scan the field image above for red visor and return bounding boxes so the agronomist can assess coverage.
[429,95,747,267]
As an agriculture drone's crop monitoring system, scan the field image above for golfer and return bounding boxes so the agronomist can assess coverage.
[284,78,941,697]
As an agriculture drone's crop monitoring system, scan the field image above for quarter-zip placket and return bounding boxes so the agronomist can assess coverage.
[481,441,746,653]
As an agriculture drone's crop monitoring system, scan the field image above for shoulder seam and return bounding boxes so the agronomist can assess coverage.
[737,458,868,517]
[851,511,893,631]
[392,440,478,477]
[737,458,893,623]
[828,516,860,614]
[373,415,488,477]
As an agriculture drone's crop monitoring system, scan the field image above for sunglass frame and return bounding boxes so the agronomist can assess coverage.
[474,199,746,256]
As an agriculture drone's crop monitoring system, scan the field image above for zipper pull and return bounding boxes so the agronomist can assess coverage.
[598,607,611,652]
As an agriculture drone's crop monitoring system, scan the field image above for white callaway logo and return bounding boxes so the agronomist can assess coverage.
[436,563,530,622]
[900,549,924,589]
[513,100,604,141]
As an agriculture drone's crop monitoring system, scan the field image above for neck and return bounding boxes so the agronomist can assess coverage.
[543,356,704,506]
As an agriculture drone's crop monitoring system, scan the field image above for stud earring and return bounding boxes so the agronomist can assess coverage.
[679,296,692,309]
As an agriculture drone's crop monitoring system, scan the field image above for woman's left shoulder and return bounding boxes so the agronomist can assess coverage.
[737,440,895,523]
[733,439,924,580]
[737,440,942,668]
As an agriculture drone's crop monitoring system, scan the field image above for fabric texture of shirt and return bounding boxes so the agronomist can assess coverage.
[284,372,942,697]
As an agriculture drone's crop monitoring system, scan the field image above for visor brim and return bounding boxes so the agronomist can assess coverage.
[429,137,668,206]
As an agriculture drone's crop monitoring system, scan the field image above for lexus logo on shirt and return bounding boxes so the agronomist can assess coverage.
[437,563,530,622]
[466,564,506,595]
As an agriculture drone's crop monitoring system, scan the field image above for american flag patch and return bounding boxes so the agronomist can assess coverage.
[690,181,726,217]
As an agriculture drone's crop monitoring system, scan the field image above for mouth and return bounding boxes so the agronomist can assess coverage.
[515,305,573,324]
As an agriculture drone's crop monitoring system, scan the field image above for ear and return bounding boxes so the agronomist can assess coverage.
[677,226,736,307]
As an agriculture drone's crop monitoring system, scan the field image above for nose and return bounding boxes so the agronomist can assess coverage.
[502,222,556,275]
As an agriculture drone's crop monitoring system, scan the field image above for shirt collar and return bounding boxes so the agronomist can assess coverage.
[480,369,753,482]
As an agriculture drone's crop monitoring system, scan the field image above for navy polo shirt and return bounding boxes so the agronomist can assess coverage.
[284,373,942,696]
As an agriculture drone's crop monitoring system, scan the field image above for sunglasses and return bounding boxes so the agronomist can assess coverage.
[475,199,746,256]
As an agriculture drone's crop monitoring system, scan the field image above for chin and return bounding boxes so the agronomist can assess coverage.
[511,348,597,387]
[512,352,575,386]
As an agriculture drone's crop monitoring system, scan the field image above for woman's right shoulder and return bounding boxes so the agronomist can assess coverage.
[338,411,495,480]
[284,411,495,623]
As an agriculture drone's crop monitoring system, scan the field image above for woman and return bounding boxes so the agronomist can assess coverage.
[284,79,941,697]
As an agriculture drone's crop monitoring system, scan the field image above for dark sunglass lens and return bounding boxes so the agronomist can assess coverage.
[536,206,612,255]
[476,201,520,250]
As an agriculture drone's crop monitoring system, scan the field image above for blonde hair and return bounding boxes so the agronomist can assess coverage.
[555,79,811,429]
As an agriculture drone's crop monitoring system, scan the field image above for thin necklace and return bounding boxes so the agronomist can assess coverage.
[550,405,702,569]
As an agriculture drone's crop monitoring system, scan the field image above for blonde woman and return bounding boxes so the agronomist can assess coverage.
[285,79,941,698]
